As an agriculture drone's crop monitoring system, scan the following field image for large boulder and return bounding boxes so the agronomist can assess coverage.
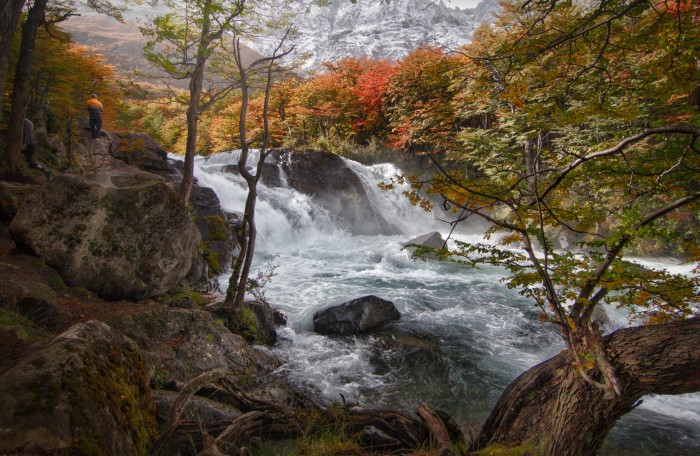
[403,231,445,260]
[109,132,170,171]
[9,172,200,301]
[313,295,401,335]
[263,149,398,235]
[188,185,238,286]
[112,308,280,385]
[0,320,156,455]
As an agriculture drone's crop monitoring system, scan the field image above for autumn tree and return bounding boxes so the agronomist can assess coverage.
[24,25,121,155]
[393,1,700,453]
[385,47,461,155]
[292,70,357,139]
[1,0,122,172]
[141,0,246,203]
[0,0,25,111]
[224,27,295,308]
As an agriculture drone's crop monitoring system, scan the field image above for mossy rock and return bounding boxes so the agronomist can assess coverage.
[9,173,201,301]
[0,321,156,455]
[212,302,277,345]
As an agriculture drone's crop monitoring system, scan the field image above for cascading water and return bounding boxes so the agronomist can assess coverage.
[187,151,700,455]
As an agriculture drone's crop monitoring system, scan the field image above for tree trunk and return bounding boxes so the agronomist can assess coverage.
[179,69,203,204]
[2,0,46,172]
[0,0,25,111]
[178,1,212,204]
[225,41,249,308]
[471,317,700,455]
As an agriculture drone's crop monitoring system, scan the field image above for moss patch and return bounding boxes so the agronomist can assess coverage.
[235,306,263,344]
[0,307,46,341]
[162,286,206,308]
[293,428,363,456]
[205,215,229,242]
[199,240,222,275]
[64,342,157,455]
[479,442,536,456]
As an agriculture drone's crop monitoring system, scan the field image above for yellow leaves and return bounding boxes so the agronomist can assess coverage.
[500,81,528,109]
[573,352,596,371]
[500,233,522,246]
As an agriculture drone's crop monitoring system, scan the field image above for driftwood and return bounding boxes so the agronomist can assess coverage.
[418,405,458,456]
[154,368,464,455]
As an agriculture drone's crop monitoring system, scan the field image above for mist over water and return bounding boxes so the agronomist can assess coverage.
[187,152,700,454]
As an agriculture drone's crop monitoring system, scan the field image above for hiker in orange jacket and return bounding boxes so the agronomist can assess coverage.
[86,93,103,139]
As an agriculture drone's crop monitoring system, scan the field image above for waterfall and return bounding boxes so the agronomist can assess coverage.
[180,151,699,456]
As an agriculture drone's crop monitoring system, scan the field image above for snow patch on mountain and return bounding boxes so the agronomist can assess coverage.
[287,0,500,69]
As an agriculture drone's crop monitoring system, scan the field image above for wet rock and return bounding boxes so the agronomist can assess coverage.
[9,172,200,301]
[0,320,156,455]
[403,231,445,260]
[189,185,238,286]
[272,149,398,235]
[211,301,278,345]
[222,162,283,188]
[273,309,287,326]
[313,295,401,335]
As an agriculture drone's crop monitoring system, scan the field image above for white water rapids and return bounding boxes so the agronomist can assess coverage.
[187,151,700,455]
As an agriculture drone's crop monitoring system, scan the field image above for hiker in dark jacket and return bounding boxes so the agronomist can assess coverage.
[22,119,51,177]
[86,93,103,139]
[22,119,37,165]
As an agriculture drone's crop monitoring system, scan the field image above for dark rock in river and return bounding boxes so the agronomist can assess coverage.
[9,172,200,301]
[313,295,401,335]
[403,231,446,260]
[271,149,399,235]
[0,320,156,455]
[187,185,238,289]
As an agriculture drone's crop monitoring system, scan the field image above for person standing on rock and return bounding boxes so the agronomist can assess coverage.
[86,93,103,139]
[22,119,51,177]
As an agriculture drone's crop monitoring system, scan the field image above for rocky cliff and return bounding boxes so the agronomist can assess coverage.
[287,0,501,69]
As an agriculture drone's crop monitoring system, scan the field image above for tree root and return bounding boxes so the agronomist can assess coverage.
[154,368,466,455]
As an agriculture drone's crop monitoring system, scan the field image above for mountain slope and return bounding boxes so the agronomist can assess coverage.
[289,0,501,69]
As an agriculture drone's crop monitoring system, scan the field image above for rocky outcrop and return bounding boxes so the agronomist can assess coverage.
[45,133,67,159]
[0,320,156,455]
[5,280,66,331]
[9,172,200,301]
[112,308,280,385]
[110,132,170,171]
[264,149,397,235]
[0,181,34,221]
[313,295,401,335]
[188,185,238,288]
[212,301,278,345]
[403,231,445,260]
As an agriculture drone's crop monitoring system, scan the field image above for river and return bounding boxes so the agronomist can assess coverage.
[188,151,700,455]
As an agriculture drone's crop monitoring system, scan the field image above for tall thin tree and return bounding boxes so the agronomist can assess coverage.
[142,0,246,204]
[225,28,294,308]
